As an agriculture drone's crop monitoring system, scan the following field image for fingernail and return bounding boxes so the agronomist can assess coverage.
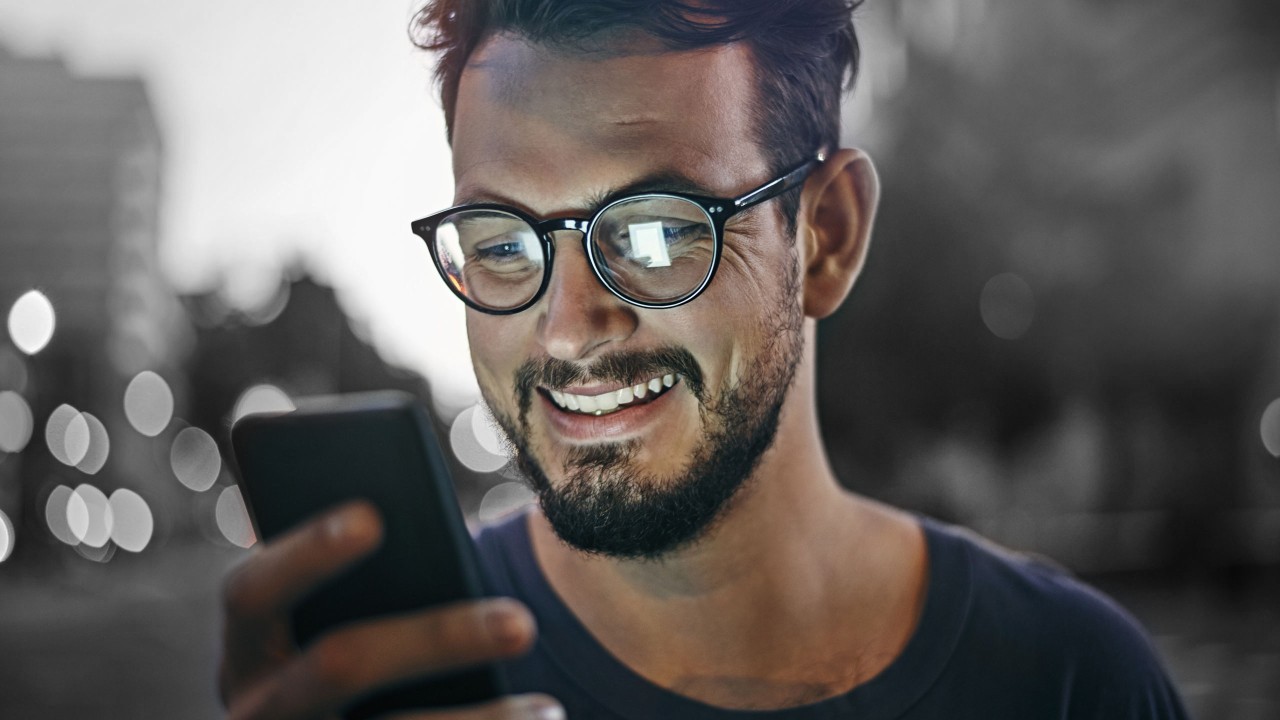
[535,703,566,720]
[326,508,352,541]
[520,697,565,720]
[484,603,531,646]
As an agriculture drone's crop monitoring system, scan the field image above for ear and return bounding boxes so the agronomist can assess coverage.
[796,148,880,319]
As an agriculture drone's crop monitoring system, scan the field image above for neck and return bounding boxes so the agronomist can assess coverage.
[528,324,927,709]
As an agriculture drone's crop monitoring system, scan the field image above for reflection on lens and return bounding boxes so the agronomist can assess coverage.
[436,210,544,310]
[592,196,715,304]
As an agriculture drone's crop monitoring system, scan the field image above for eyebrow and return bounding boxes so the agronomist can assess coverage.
[454,169,721,217]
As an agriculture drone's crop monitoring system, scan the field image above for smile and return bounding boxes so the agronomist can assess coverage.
[546,374,679,416]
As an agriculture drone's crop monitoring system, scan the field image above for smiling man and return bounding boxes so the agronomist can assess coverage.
[218,2,1190,718]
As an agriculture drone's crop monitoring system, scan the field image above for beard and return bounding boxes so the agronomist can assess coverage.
[483,272,804,560]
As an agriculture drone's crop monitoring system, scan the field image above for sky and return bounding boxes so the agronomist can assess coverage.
[0,0,477,409]
[0,1,902,414]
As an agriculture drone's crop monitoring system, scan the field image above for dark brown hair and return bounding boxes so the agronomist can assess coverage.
[411,0,864,230]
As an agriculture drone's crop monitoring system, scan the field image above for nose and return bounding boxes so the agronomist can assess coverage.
[536,230,638,361]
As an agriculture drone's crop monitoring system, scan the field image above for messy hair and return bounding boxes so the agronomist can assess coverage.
[411,0,863,231]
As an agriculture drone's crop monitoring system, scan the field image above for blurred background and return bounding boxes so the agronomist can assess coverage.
[0,0,1277,717]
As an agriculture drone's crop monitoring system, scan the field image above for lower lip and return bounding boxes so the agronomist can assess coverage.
[541,384,679,441]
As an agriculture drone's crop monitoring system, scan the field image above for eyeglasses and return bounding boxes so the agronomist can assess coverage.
[410,150,825,314]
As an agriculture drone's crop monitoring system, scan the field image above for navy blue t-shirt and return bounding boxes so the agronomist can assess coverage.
[474,512,1189,719]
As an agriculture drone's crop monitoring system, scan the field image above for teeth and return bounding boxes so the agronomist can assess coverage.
[548,373,680,415]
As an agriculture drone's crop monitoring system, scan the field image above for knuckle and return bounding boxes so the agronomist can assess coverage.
[306,635,365,694]
[425,603,493,658]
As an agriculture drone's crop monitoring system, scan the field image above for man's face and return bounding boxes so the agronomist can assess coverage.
[451,34,804,558]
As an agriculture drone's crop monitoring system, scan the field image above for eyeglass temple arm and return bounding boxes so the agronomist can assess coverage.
[731,148,828,210]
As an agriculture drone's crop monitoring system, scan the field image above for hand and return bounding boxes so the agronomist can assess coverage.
[218,500,563,720]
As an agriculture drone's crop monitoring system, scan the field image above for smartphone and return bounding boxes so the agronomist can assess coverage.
[230,390,505,718]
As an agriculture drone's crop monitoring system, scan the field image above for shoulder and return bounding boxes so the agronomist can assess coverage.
[922,519,1189,718]
[471,509,534,597]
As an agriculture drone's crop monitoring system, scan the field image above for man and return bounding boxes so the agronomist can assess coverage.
[219,1,1190,718]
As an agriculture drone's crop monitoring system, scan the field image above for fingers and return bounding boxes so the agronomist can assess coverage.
[220,501,383,703]
[389,694,566,720]
[224,500,384,622]
[229,599,539,720]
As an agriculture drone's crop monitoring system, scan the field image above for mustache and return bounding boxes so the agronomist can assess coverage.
[514,346,705,418]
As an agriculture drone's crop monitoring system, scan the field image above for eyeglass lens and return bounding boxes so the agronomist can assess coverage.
[434,197,716,310]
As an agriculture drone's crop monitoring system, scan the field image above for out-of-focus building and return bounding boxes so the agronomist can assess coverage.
[0,44,190,565]
[181,271,495,522]
[821,0,1280,574]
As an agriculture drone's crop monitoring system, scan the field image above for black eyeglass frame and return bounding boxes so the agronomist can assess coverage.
[410,149,827,315]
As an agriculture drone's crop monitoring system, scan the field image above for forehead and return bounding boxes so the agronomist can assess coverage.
[450,33,770,211]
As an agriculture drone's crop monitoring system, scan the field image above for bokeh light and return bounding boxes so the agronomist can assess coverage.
[450,404,509,473]
[108,489,154,553]
[216,485,256,548]
[74,541,116,563]
[231,384,295,423]
[170,426,222,492]
[0,508,15,563]
[471,402,509,456]
[7,289,56,355]
[45,403,80,465]
[979,272,1036,340]
[74,412,111,475]
[45,485,79,545]
[477,481,536,523]
[124,370,175,437]
[0,391,34,453]
[70,484,113,548]
[1261,397,1280,458]
[63,411,90,466]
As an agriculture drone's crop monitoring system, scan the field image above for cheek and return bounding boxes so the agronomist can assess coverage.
[466,314,525,406]
[691,248,795,387]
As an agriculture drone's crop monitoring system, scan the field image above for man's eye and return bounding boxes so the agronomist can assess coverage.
[474,238,528,261]
[661,223,705,244]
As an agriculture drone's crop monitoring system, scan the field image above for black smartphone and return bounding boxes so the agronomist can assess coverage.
[230,390,505,718]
